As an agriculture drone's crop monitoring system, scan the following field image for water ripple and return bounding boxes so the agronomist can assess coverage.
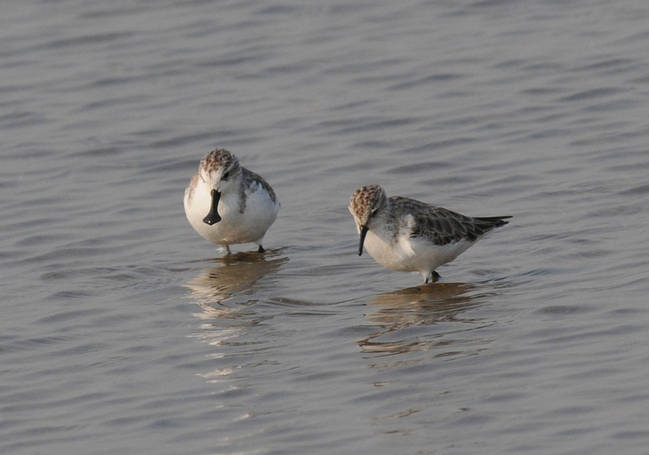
[2,0,649,454]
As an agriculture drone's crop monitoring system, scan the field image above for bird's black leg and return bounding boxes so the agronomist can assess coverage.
[257,245,265,253]
[425,271,441,284]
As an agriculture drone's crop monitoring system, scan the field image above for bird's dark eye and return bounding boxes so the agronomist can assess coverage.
[222,171,230,180]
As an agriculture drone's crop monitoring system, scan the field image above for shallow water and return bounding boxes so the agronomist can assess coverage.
[2,0,649,453]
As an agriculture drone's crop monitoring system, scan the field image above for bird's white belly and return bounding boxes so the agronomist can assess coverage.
[184,182,278,245]
[363,231,418,271]
[364,229,473,273]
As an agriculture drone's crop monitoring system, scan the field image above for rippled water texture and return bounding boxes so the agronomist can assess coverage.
[2,0,649,453]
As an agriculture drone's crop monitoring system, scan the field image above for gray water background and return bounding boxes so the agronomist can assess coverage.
[2,0,649,453]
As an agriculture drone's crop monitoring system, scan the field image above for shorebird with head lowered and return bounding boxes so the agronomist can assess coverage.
[349,185,510,284]
[184,148,279,254]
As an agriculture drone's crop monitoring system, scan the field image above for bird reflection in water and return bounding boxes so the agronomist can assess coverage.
[186,250,287,306]
[185,251,287,382]
[359,282,488,357]
[186,250,285,319]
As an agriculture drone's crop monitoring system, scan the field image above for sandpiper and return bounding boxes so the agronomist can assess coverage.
[348,185,510,283]
[184,149,279,253]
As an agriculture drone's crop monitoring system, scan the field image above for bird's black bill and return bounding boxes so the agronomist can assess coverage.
[202,189,222,225]
[358,225,369,256]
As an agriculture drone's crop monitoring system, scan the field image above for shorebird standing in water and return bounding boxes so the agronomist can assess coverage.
[349,184,510,284]
[184,149,279,254]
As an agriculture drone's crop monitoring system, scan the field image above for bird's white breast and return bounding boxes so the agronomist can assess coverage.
[363,222,475,274]
[184,177,278,245]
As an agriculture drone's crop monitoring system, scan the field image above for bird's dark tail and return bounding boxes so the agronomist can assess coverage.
[474,216,512,233]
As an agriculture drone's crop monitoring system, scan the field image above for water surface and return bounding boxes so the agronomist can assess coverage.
[2,0,649,454]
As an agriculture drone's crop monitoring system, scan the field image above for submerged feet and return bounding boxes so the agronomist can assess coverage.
[220,244,264,255]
